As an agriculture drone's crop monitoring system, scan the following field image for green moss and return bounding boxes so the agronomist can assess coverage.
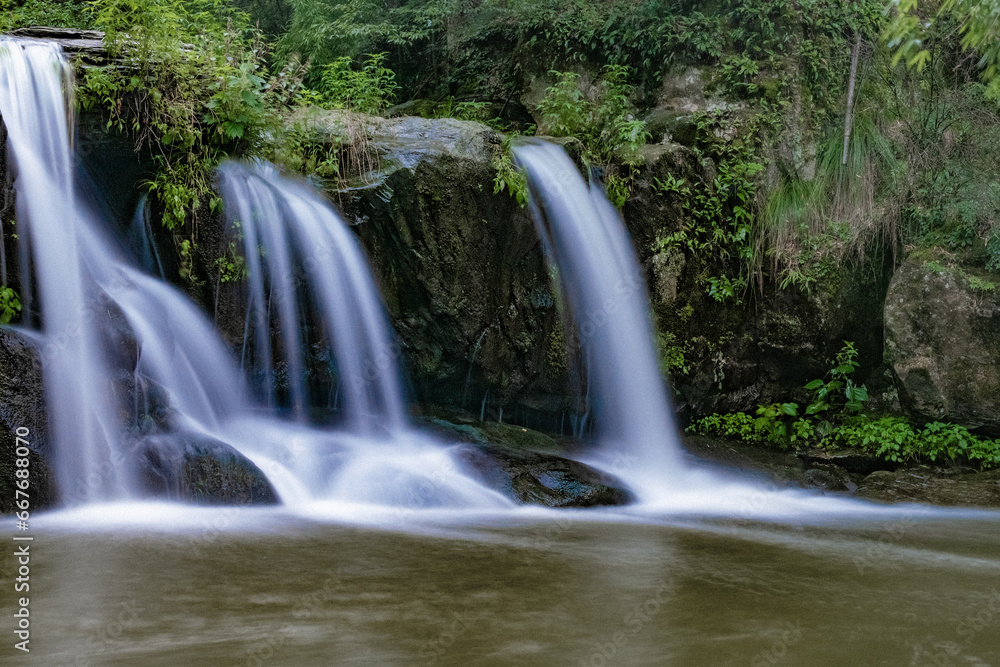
[475,421,562,453]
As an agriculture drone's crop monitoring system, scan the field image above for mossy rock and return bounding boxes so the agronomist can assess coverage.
[885,251,1000,435]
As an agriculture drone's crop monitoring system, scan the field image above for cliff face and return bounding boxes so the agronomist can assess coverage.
[280,110,896,428]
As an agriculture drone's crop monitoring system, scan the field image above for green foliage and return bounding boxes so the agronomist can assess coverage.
[694,341,868,448]
[213,240,249,283]
[316,53,397,114]
[653,113,762,301]
[753,402,811,448]
[0,286,22,325]
[967,274,998,293]
[689,411,758,441]
[273,125,341,179]
[536,65,649,165]
[689,405,813,449]
[276,0,443,81]
[492,137,528,207]
[760,116,901,289]
[718,54,761,99]
[886,0,1000,98]
[803,341,868,422]
[987,228,1000,273]
[655,330,688,375]
[694,411,1000,470]
[0,0,94,30]
[835,416,1000,468]
[81,0,305,234]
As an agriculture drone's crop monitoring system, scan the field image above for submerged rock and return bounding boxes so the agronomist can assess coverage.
[884,253,1000,436]
[455,443,633,508]
[131,433,278,506]
[427,417,632,507]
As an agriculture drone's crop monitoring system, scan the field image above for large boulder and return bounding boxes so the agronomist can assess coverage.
[884,253,1000,436]
[131,433,279,505]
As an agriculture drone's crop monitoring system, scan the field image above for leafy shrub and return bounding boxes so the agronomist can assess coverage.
[833,416,917,463]
[536,65,648,165]
[0,0,94,31]
[0,287,21,325]
[81,0,304,231]
[317,52,397,114]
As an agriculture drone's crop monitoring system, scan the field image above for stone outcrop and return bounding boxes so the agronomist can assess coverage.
[884,253,1000,436]
[7,27,107,66]
[287,111,573,427]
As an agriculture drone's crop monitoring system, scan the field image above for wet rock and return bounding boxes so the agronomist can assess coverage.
[131,433,278,506]
[429,417,632,507]
[6,27,108,66]
[683,435,862,492]
[884,252,1000,436]
[803,464,857,493]
[800,447,899,476]
[456,443,633,507]
[0,329,54,513]
[856,466,1000,508]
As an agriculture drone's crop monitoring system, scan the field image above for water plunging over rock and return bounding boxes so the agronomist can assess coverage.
[514,141,686,502]
[0,38,271,504]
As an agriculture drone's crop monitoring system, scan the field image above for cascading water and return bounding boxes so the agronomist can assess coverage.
[217,161,407,431]
[0,38,127,500]
[212,161,506,509]
[0,33,968,535]
[514,141,686,503]
[0,37,507,511]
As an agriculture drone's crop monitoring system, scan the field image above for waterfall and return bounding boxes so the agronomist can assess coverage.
[217,161,407,432]
[0,38,127,500]
[514,141,686,502]
[0,37,506,510]
[0,37,254,502]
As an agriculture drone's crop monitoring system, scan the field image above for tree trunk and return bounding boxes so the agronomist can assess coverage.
[842,31,862,165]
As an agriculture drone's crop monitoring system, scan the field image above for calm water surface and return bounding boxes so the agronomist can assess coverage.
[3,506,999,666]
